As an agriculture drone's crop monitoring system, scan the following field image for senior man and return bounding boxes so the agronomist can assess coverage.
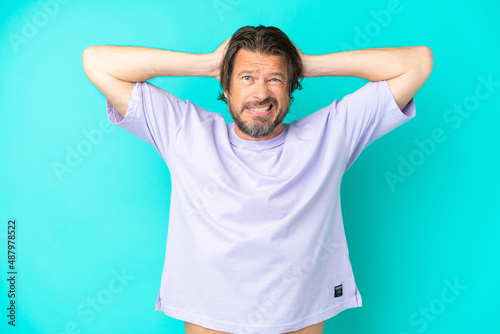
[82,25,432,334]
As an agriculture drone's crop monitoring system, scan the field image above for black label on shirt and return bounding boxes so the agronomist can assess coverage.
[334,284,343,298]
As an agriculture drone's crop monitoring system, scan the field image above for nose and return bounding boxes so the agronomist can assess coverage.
[252,79,270,102]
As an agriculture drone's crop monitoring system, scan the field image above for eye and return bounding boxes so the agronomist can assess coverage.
[270,78,282,82]
[243,75,252,80]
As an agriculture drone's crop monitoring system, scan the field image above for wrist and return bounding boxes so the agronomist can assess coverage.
[301,53,346,78]
[208,51,220,78]
[300,53,312,78]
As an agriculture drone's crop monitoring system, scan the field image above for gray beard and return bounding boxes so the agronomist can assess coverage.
[228,100,289,138]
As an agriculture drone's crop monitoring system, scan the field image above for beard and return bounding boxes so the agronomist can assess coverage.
[227,96,290,138]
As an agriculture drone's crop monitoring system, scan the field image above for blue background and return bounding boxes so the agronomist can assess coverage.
[1,0,499,333]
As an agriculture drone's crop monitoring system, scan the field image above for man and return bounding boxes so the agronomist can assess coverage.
[82,25,432,334]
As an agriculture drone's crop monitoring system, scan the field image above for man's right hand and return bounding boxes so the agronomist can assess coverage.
[211,37,231,82]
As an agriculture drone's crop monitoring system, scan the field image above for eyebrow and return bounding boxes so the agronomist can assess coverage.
[236,69,286,79]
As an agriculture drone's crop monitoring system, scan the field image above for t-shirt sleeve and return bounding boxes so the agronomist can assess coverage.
[335,80,416,172]
[106,81,191,159]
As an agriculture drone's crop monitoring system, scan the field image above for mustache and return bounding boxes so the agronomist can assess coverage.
[243,97,278,109]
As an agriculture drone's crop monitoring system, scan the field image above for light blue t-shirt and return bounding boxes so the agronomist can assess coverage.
[106,79,416,334]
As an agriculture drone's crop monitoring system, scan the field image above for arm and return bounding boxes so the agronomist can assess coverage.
[82,39,230,117]
[299,46,433,110]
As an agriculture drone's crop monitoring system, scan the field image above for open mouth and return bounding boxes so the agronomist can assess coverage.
[246,103,273,116]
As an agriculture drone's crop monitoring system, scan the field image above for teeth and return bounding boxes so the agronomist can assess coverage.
[248,105,271,113]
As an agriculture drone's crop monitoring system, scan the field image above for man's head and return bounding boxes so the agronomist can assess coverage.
[218,25,303,140]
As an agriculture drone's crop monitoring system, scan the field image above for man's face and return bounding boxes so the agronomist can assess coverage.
[224,49,290,140]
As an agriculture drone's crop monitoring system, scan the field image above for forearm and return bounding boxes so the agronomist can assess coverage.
[302,46,431,82]
[82,45,217,82]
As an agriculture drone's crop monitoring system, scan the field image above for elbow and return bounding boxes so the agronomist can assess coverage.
[82,45,102,75]
[415,45,433,78]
